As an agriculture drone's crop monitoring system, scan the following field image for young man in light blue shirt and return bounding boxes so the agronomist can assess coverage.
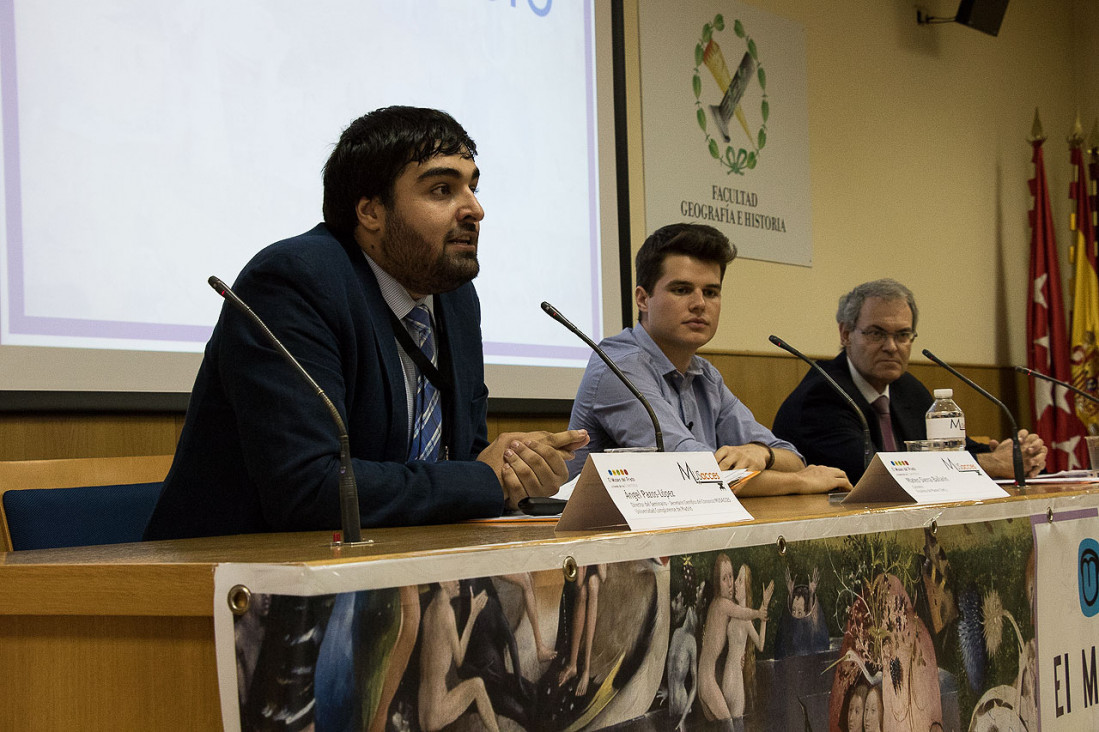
[567,223,850,496]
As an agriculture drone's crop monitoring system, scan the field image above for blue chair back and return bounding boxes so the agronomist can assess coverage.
[0,455,173,551]
[3,481,163,550]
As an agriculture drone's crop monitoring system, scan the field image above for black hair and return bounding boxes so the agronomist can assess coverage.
[321,106,477,236]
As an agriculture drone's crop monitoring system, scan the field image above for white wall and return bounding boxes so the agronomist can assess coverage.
[627,0,1094,366]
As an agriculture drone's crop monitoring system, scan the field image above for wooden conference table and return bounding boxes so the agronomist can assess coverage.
[1,484,1095,731]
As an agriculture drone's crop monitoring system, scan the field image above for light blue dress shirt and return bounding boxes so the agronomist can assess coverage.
[567,325,801,478]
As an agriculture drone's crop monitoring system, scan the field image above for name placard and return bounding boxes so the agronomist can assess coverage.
[843,451,1009,504]
[556,451,753,532]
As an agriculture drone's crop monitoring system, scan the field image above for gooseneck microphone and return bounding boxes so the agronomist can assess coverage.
[769,335,873,470]
[541,301,665,452]
[1015,365,1099,405]
[209,276,365,543]
[923,349,1026,488]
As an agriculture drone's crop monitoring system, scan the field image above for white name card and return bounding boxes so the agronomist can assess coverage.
[844,451,1009,504]
[556,451,753,532]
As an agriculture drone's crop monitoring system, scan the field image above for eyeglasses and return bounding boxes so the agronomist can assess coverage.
[858,327,917,345]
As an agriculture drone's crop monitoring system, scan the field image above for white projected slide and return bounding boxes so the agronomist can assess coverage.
[0,0,618,400]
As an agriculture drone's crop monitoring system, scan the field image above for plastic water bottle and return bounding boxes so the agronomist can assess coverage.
[925,388,965,450]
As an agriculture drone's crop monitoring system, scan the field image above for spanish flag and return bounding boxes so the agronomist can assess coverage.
[1068,133,1099,434]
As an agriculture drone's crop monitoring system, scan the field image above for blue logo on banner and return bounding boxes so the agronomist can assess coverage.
[1081,539,1099,617]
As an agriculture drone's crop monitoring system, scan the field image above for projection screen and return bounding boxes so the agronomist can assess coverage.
[0,0,623,407]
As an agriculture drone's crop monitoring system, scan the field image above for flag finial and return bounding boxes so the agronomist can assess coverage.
[1069,112,1085,148]
[1029,108,1045,142]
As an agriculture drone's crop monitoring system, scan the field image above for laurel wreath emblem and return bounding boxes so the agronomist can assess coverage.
[693,14,769,175]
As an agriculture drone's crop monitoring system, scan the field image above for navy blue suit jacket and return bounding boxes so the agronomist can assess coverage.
[145,225,502,540]
[772,352,988,483]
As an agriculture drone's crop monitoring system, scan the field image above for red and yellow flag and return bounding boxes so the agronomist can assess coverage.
[1069,142,1099,434]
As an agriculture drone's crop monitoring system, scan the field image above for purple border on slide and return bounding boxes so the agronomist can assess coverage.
[1,1,603,359]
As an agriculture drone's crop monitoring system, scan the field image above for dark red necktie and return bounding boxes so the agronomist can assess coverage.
[872,395,897,452]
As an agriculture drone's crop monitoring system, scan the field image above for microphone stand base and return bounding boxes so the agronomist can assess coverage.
[329,535,375,551]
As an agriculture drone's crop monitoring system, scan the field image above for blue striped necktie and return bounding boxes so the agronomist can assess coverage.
[405,304,442,462]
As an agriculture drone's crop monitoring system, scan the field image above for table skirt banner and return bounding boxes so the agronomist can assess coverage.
[213,495,1099,731]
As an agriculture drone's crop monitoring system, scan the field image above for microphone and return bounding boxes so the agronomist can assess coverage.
[1014,365,1099,405]
[209,276,365,544]
[923,349,1026,488]
[541,301,664,452]
[526,301,665,517]
[769,335,873,470]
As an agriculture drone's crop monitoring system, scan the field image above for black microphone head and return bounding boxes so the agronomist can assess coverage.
[209,276,228,296]
[542,301,577,330]
[1014,365,1032,376]
[769,335,803,359]
[921,348,947,368]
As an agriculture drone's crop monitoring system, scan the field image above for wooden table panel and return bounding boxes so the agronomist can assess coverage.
[1,485,1091,731]
[1,615,219,731]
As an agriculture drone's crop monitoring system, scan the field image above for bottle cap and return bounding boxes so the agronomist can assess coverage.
[933,388,953,398]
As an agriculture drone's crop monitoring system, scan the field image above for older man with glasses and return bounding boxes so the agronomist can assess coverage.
[773,278,1046,483]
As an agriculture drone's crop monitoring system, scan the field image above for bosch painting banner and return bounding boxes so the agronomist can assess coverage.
[639,0,812,266]
[212,504,1069,730]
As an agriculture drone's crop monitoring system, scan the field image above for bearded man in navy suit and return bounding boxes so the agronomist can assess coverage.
[146,106,587,540]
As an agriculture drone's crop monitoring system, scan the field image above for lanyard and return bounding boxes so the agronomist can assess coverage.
[388,308,455,458]
[388,308,454,394]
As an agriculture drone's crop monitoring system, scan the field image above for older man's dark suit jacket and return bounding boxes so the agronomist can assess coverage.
[772,352,988,483]
[145,224,502,540]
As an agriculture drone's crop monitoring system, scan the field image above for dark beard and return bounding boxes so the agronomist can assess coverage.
[381,210,479,295]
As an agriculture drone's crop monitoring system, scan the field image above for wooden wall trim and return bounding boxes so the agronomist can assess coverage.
[0,352,1031,461]
[702,350,1031,443]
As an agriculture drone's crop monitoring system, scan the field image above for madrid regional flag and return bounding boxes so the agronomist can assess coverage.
[1028,138,1085,470]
